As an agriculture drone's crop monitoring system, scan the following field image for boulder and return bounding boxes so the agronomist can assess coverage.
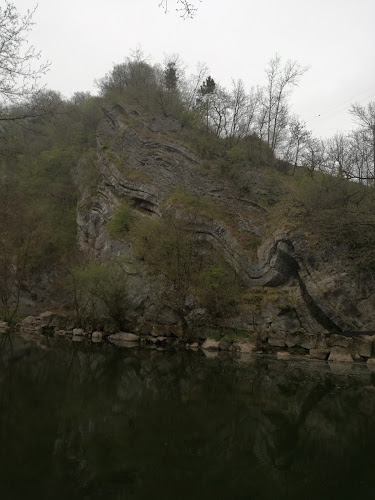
[91,331,103,342]
[300,333,318,350]
[108,332,139,342]
[276,351,291,359]
[38,311,56,327]
[353,336,372,358]
[201,338,220,351]
[22,316,38,325]
[328,334,352,348]
[268,332,286,347]
[0,321,8,333]
[328,346,353,363]
[234,339,256,353]
[316,333,328,349]
[72,328,86,337]
[285,332,302,348]
[309,348,330,360]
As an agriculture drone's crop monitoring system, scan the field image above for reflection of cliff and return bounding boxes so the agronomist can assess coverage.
[1,338,375,498]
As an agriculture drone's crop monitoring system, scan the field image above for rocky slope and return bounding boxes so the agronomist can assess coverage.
[76,104,375,340]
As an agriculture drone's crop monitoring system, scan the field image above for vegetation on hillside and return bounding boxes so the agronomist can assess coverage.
[0,92,103,321]
[0,38,374,327]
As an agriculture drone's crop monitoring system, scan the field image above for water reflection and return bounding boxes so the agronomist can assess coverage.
[1,334,375,499]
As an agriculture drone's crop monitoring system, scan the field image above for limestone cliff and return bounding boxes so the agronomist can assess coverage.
[76,104,375,338]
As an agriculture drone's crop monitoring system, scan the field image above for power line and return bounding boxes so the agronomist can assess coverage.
[313,86,375,121]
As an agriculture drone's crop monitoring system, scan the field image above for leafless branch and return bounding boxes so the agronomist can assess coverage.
[159,0,201,19]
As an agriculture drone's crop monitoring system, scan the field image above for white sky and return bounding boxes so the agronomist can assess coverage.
[14,0,375,138]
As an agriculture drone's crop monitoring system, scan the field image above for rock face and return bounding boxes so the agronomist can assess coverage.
[75,105,375,338]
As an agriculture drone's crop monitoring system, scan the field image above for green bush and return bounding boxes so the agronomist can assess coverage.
[66,257,134,329]
[197,262,242,318]
[291,172,375,270]
[107,201,134,238]
[132,213,243,324]
[180,109,200,128]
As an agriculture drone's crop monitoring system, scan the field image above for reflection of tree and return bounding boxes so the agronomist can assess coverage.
[1,343,375,498]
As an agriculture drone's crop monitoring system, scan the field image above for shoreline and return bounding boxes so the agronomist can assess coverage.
[3,310,375,366]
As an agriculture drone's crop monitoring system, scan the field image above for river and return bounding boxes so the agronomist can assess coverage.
[1,333,375,499]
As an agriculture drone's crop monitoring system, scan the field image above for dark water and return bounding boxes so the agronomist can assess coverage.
[1,334,375,499]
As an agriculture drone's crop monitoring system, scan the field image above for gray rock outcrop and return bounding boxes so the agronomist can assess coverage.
[74,105,375,339]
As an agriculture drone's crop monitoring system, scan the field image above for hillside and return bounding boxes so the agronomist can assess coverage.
[0,59,374,349]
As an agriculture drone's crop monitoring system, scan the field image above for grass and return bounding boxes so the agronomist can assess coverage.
[241,286,295,313]
[166,188,229,221]
[208,329,256,341]
[123,169,152,184]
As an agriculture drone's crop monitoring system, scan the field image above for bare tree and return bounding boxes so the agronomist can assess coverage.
[285,116,310,172]
[208,85,230,136]
[0,2,54,127]
[0,3,49,111]
[184,61,208,110]
[349,101,375,179]
[262,55,308,153]
[228,79,248,141]
[242,86,262,137]
[349,128,373,183]
[302,136,325,177]
[324,132,356,178]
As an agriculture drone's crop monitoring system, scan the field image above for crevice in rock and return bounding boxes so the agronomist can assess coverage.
[132,197,158,215]
[101,106,118,129]
[297,274,342,334]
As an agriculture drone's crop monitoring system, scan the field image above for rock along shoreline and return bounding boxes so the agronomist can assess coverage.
[3,311,375,366]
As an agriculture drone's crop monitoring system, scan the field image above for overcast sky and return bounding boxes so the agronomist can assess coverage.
[15,0,375,138]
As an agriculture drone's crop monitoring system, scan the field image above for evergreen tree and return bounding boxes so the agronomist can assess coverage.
[200,76,216,95]
[164,62,179,91]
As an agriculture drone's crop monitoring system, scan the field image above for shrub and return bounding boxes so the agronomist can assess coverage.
[197,262,242,318]
[66,257,134,329]
[107,201,134,238]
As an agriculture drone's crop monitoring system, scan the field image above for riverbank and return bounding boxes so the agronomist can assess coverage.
[3,311,374,365]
